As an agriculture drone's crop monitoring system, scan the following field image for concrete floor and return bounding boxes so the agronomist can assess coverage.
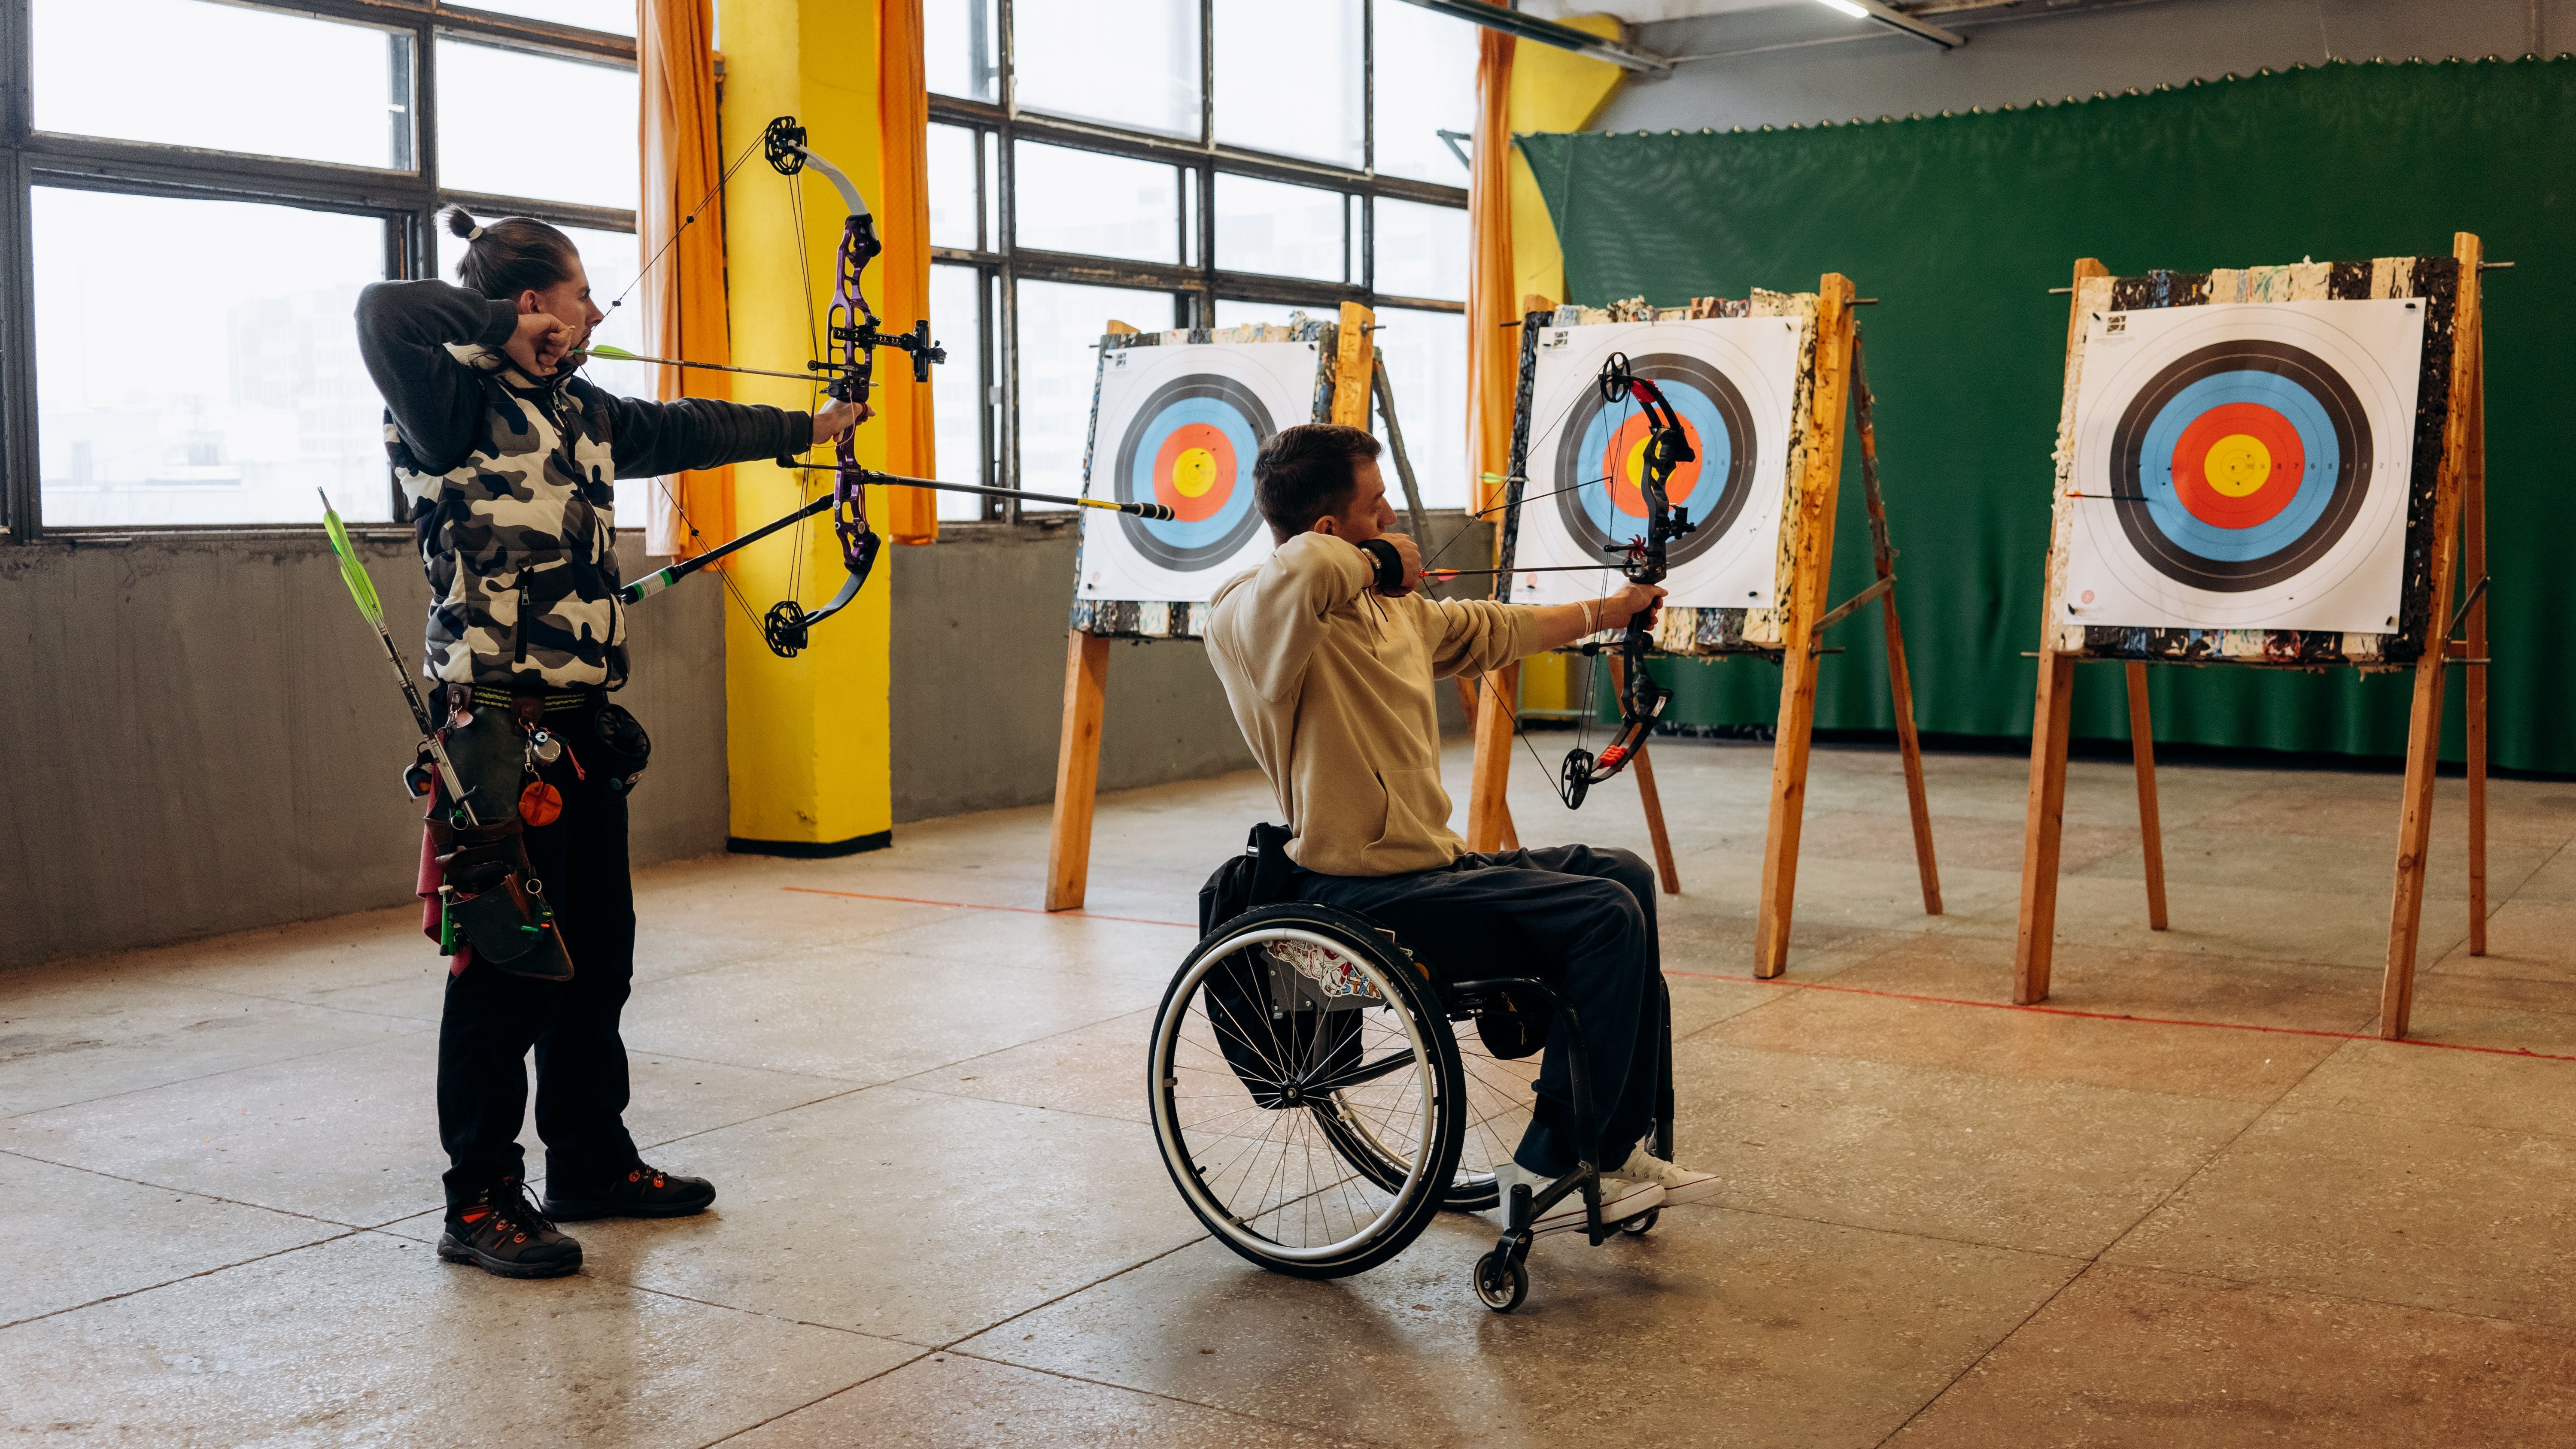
[6,735,2575,1446]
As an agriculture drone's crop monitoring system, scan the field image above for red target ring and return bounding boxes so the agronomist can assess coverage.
[1151,422,1237,523]
[1598,411,1704,520]
[2170,401,2304,531]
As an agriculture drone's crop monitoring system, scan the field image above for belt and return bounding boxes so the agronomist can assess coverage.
[465,685,595,715]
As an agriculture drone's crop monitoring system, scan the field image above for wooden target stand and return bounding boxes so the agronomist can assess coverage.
[1463,276,1944,976]
[2014,236,2491,1041]
[1046,301,1427,911]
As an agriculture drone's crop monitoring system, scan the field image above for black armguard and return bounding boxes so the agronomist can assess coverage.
[1358,537,1403,594]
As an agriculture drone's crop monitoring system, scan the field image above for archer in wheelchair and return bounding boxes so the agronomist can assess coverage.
[1147,422,1717,1312]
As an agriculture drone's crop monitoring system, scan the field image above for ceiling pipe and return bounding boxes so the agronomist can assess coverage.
[1813,0,1970,50]
[1391,0,1674,76]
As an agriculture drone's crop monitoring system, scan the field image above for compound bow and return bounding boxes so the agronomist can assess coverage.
[1556,352,1697,809]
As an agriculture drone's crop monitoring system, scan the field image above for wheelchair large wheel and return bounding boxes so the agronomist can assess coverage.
[1319,1015,1537,1216]
[1148,903,1466,1279]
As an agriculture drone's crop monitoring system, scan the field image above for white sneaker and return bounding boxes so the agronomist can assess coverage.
[1620,1146,1720,1206]
[1491,1160,1664,1231]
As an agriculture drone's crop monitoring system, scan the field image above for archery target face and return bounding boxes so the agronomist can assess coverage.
[2061,299,2424,634]
[1076,340,1320,602]
[1509,317,1801,609]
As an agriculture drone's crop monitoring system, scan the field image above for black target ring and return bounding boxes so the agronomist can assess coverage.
[2109,339,2373,594]
[1552,352,1755,571]
[1111,373,1274,571]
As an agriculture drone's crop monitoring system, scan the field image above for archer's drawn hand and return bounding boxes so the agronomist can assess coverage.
[1371,532,1425,596]
[812,397,873,442]
[507,312,575,376]
[1596,582,1668,630]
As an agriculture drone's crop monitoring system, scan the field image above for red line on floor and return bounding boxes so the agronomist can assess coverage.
[781,885,1196,929]
[1664,969,2576,1064]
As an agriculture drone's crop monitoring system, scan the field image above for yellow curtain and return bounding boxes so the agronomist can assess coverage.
[638,0,734,561]
[877,0,938,543]
[1465,10,1518,552]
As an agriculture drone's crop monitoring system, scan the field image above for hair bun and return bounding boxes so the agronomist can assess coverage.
[438,203,482,240]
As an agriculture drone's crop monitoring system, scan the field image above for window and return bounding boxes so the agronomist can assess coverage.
[4,0,641,535]
[922,0,1471,521]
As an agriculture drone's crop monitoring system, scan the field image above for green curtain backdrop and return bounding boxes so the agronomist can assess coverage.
[1520,58,2571,774]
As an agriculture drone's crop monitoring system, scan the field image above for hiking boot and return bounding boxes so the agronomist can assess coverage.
[438,1177,582,1279]
[543,1162,716,1221]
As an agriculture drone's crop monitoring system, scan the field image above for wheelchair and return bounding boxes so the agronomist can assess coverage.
[1147,900,1675,1313]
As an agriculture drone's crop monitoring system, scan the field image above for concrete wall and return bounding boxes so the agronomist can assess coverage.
[1603,0,2569,133]
[885,512,1489,824]
[0,533,729,970]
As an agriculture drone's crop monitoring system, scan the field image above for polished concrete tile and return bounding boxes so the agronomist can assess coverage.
[616,943,1165,1085]
[731,1352,1360,1448]
[2106,1107,2576,1326]
[0,1031,840,1227]
[963,1208,2077,1449]
[0,1152,348,1328]
[0,1232,914,1446]
[11,740,2576,1443]
[534,1086,1204,1348]
[1672,1034,2261,1258]
[1892,1263,2576,1447]
[0,976,426,1118]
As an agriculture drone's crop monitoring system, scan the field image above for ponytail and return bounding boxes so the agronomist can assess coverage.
[440,205,578,300]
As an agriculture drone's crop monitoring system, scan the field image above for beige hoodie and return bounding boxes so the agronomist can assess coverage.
[1205,532,1539,876]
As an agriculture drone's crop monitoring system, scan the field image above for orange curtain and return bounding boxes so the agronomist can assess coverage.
[877,0,938,543]
[1464,11,1517,555]
[638,0,733,561]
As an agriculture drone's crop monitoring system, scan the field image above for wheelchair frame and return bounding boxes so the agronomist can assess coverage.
[1147,900,1676,1313]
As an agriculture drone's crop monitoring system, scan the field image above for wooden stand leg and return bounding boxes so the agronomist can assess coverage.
[1850,334,1941,918]
[2464,360,2489,958]
[2382,232,2484,1040]
[1453,675,1519,851]
[1610,655,1682,895]
[1753,274,1857,980]
[1045,630,1111,912]
[2015,652,2078,1004]
[2126,661,2169,931]
[1466,664,1520,854]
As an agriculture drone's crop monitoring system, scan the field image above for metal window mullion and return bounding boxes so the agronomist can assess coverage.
[996,0,1019,523]
[0,144,34,540]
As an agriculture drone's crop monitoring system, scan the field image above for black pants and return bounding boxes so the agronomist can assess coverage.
[435,703,640,1208]
[1295,844,1661,1177]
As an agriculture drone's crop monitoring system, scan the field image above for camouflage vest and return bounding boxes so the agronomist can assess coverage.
[392,344,626,689]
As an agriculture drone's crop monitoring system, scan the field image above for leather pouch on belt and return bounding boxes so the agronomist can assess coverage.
[439,839,574,981]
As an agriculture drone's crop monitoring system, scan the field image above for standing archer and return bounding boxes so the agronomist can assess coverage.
[354,207,863,1279]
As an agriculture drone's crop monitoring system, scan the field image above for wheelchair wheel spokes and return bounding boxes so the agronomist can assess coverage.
[1444,1034,1540,1213]
[1151,913,1466,1278]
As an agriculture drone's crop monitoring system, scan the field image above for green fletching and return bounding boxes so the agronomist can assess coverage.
[317,489,383,623]
[585,344,642,362]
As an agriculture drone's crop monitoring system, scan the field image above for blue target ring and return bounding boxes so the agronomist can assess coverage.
[2110,339,2372,592]
[1551,352,1753,569]
[1111,373,1273,570]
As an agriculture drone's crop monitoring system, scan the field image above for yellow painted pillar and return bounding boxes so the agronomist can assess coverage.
[716,0,894,854]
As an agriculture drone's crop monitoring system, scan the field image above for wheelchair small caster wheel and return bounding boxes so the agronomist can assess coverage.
[1473,1249,1528,1313]
[1619,1208,1659,1237]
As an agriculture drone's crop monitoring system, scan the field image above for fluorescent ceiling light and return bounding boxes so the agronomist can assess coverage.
[1810,0,1968,49]
[1815,0,1870,15]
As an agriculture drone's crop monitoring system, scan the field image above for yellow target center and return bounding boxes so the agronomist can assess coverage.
[2203,433,2272,497]
[1170,447,1217,498]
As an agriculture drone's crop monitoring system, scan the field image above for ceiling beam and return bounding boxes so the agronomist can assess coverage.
[1392,0,1673,76]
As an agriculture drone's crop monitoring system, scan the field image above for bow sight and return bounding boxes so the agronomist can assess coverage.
[1558,352,1699,809]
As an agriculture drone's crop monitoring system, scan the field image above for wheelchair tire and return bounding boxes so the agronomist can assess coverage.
[1473,1249,1528,1313]
[1149,903,1466,1280]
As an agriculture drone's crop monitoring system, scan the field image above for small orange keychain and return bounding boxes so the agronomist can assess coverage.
[518,780,564,828]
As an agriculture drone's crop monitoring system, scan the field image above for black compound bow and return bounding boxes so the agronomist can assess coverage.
[1556,352,1697,809]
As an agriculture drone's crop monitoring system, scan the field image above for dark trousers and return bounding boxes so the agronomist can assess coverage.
[435,704,640,1208]
[1295,844,1661,1177]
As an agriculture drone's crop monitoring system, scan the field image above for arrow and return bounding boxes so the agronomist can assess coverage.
[576,343,836,385]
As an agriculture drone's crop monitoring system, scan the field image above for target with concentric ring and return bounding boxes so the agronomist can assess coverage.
[2108,339,2372,593]
[1550,352,1756,571]
[1109,372,1273,570]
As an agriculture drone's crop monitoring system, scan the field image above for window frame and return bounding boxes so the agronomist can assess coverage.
[931,0,1468,522]
[0,0,638,540]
